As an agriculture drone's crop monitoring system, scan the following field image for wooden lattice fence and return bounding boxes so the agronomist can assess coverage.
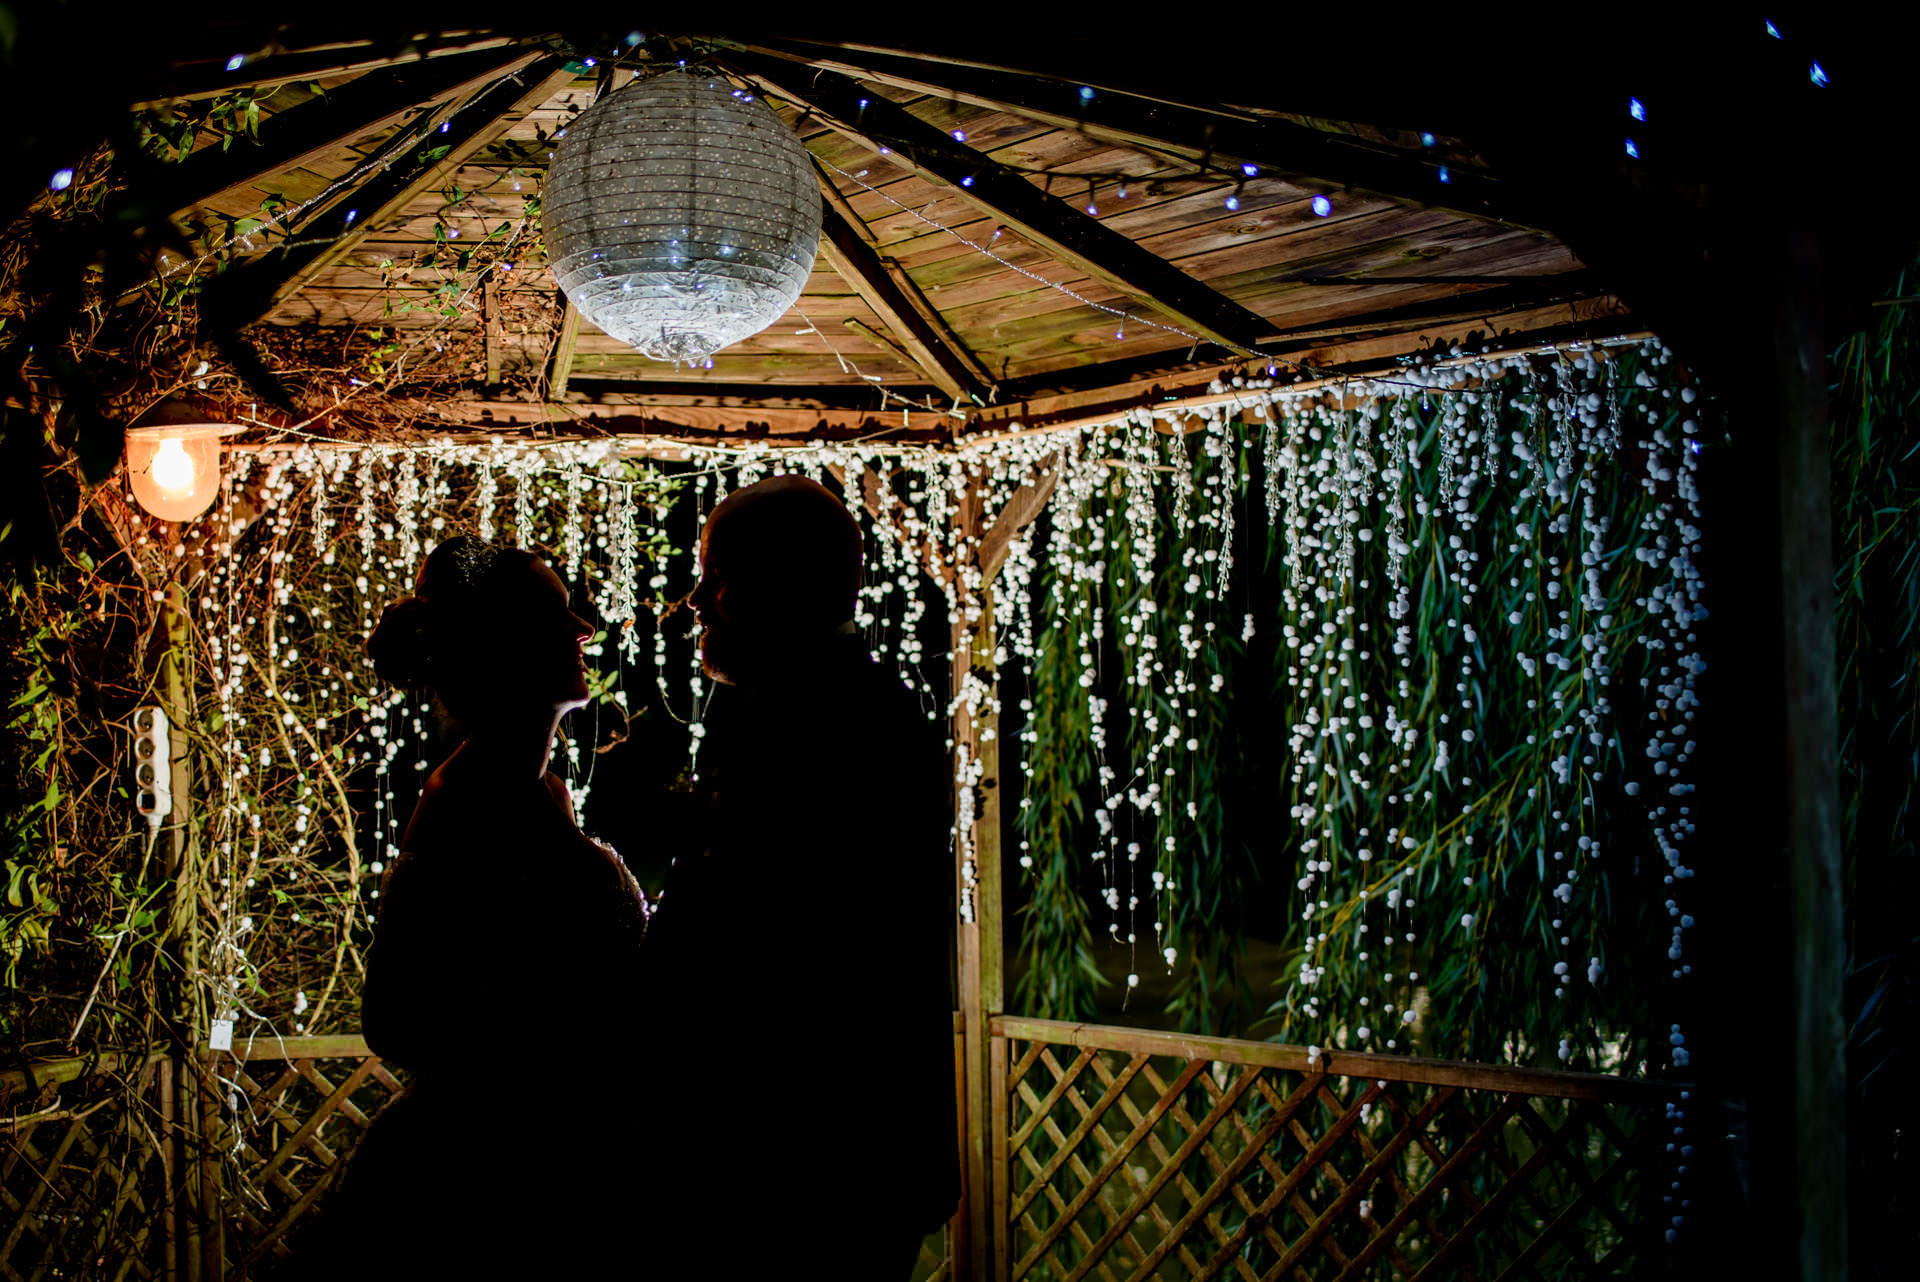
[6,1027,962,1280]
[991,1017,1674,1282]
[1,1051,173,1281]
[1,1040,409,1282]
[8,1017,1670,1280]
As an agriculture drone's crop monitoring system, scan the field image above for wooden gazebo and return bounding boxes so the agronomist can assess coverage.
[4,13,1895,1280]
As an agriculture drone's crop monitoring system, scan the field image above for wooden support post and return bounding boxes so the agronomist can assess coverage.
[950,480,1004,1282]
[483,274,503,388]
[1773,228,1846,1282]
[549,300,581,401]
[180,1051,203,1282]
[159,580,194,882]
[196,1051,225,1279]
[160,1055,178,1282]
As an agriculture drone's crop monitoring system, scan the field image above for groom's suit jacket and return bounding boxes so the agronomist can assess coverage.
[638,635,961,1238]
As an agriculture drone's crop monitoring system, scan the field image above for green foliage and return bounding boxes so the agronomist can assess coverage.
[1,503,179,1056]
[1831,262,1920,1259]
[1014,351,1701,1072]
[1013,592,1105,1021]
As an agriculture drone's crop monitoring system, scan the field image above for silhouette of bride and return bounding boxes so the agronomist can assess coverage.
[305,536,648,1278]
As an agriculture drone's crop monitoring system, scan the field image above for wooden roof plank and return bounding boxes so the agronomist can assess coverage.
[144,33,526,105]
[727,51,1270,358]
[731,37,1547,232]
[198,55,579,332]
[160,46,539,218]
[814,166,992,405]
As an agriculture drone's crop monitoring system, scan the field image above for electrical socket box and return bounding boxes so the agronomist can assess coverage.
[132,705,171,826]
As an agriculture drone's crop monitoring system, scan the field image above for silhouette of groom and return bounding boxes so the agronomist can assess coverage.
[638,477,959,1275]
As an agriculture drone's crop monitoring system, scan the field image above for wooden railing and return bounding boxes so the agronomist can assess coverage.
[988,1017,1674,1282]
[5,1016,1670,1280]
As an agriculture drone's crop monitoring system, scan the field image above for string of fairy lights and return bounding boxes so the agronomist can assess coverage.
[170,335,1702,1213]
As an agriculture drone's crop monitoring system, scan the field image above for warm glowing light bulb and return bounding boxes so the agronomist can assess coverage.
[151,437,196,492]
[125,422,237,521]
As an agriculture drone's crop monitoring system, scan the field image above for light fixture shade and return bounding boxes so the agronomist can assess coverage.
[542,72,821,367]
[126,424,236,521]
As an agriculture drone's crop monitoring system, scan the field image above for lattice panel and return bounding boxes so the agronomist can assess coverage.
[215,1049,405,1278]
[0,1056,171,1282]
[913,1226,953,1282]
[1001,1038,1660,1282]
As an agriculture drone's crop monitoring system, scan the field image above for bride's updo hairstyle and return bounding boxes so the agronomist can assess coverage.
[368,536,539,721]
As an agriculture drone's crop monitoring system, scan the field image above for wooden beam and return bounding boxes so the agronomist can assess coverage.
[196,55,577,331]
[724,51,1272,357]
[138,33,525,105]
[991,1016,1678,1104]
[877,254,997,392]
[548,301,582,399]
[405,405,953,446]
[155,45,539,217]
[454,382,934,414]
[979,456,1060,583]
[815,181,990,404]
[844,316,919,368]
[482,275,504,387]
[962,297,1636,440]
[729,37,1541,232]
[813,157,994,392]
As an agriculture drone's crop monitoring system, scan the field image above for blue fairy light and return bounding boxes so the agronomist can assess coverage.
[584,58,596,67]
[1811,62,1829,86]
[1079,86,1095,102]
[225,54,245,72]
[1766,19,1781,38]
[1437,165,1451,183]
[1241,163,1259,177]
[49,169,73,191]
[1626,139,1640,158]
[1224,195,1240,211]
[1630,97,1646,121]
[1420,131,1436,147]
[1311,194,1332,216]
[961,175,974,187]
[858,98,869,109]
[952,129,966,142]
[1086,202,1098,215]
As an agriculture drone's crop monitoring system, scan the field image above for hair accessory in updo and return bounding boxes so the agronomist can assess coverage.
[438,535,506,592]
[365,535,523,690]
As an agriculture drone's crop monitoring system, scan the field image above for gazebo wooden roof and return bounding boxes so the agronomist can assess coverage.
[124,28,1624,445]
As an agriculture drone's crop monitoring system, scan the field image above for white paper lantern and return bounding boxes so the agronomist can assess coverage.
[542,72,821,367]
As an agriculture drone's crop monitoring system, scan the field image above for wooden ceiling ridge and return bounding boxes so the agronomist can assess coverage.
[198,53,578,333]
[719,48,1274,359]
[725,37,1546,234]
